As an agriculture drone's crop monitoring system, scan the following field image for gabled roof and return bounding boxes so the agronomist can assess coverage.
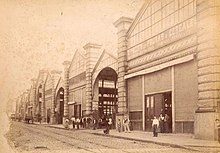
[92,49,117,74]
[69,49,86,71]
[44,71,52,86]
[127,0,152,37]
[54,77,62,91]
[54,75,61,90]
[36,70,48,87]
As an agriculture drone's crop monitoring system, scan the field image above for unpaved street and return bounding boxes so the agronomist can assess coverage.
[6,122,202,153]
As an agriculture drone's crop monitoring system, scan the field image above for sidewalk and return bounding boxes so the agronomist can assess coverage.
[43,123,220,151]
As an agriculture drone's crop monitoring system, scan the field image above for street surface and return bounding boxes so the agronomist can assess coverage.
[5,122,207,153]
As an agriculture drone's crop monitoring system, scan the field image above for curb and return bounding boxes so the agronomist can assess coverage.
[45,125,219,151]
[45,125,70,131]
[90,132,198,152]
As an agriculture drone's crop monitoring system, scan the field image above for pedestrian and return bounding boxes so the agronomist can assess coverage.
[98,118,102,129]
[108,117,113,129]
[164,114,170,133]
[87,117,91,128]
[159,113,164,133]
[80,118,83,128]
[76,117,80,129]
[93,118,97,130]
[103,118,109,134]
[64,118,70,129]
[47,116,50,124]
[117,119,121,132]
[215,119,220,143]
[71,116,75,130]
[123,116,130,133]
[83,117,86,128]
[152,116,159,137]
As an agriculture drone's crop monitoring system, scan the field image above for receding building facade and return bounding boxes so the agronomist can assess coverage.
[62,43,118,122]
[16,0,220,141]
[114,0,220,140]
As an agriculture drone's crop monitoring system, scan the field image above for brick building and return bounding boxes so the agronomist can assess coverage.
[114,0,220,140]
[15,0,220,141]
[62,43,118,122]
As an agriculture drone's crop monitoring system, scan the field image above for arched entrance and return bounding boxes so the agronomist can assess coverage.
[55,87,64,124]
[95,67,118,127]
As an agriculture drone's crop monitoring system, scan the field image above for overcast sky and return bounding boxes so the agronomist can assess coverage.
[0,0,144,112]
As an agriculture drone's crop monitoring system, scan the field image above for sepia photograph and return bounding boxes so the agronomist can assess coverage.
[0,0,220,152]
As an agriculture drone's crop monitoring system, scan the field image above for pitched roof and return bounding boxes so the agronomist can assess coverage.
[127,0,152,37]
[69,49,86,71]
[92,49,117,74]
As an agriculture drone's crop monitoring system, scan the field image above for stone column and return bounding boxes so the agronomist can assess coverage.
[83,43,102,116]
[31,78,37,118]
[63,61,71,120]
[195,0,220,140]
[41,84,45,122]
[39,69,47,122]
[50,70,62,124]
[26,89,30,115]
[114,17,133,123]
[15,97,19,119]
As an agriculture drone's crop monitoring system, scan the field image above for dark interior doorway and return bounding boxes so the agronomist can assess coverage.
[145,92,172,132]
[97,67,118,128]
[56,87,64,124]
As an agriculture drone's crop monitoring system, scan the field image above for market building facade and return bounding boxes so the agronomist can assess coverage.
[15,0,220,141]
[17,43,118,126]
[113,0,220,140]
[62,43,118,124]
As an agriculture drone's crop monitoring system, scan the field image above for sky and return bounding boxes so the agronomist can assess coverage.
[0,0,145,113]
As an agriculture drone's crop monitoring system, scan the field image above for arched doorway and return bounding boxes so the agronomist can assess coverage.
[56,87,64,124]
[95,67,118,127]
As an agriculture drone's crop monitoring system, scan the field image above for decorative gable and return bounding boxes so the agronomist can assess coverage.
[69,50,86,79]
[45,74,53,95]
[127,0,197,68]
[92,50,118,86]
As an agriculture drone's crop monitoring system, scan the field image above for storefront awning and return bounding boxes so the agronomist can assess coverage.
[125,54,194,79]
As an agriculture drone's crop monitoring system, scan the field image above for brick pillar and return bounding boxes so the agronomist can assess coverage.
[50,70,62,124]
[23,91,28,116]
[114,17,133,122]
[83,43,102,116]
[195,0,220,140]
[15,97,19,119]
[39,69,47,122]
[63,61,71,120]
[31,78,37,118]
[41,84,46,122]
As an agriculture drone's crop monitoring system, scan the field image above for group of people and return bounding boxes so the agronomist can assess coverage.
[152,113,170,137]
[64,116,92,130]
[63,115,131,134]
[103,116,132,134]
[64,114,170,137]
[116,117,131,133]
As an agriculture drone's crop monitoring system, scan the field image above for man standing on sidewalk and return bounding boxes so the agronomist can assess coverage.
[117,119,121,132]
[76,117,80,129]
[123,116,130,133]
[103,118,109,134]
[159,113,164,133]
[71,116,75,130]
[64,118,70,129]
[152,116,159,137]
[215,119,220,143]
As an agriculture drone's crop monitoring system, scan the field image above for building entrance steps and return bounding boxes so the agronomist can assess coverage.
[43,123,220,151]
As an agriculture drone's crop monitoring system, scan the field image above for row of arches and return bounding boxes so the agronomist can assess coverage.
[35,67,118,124]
